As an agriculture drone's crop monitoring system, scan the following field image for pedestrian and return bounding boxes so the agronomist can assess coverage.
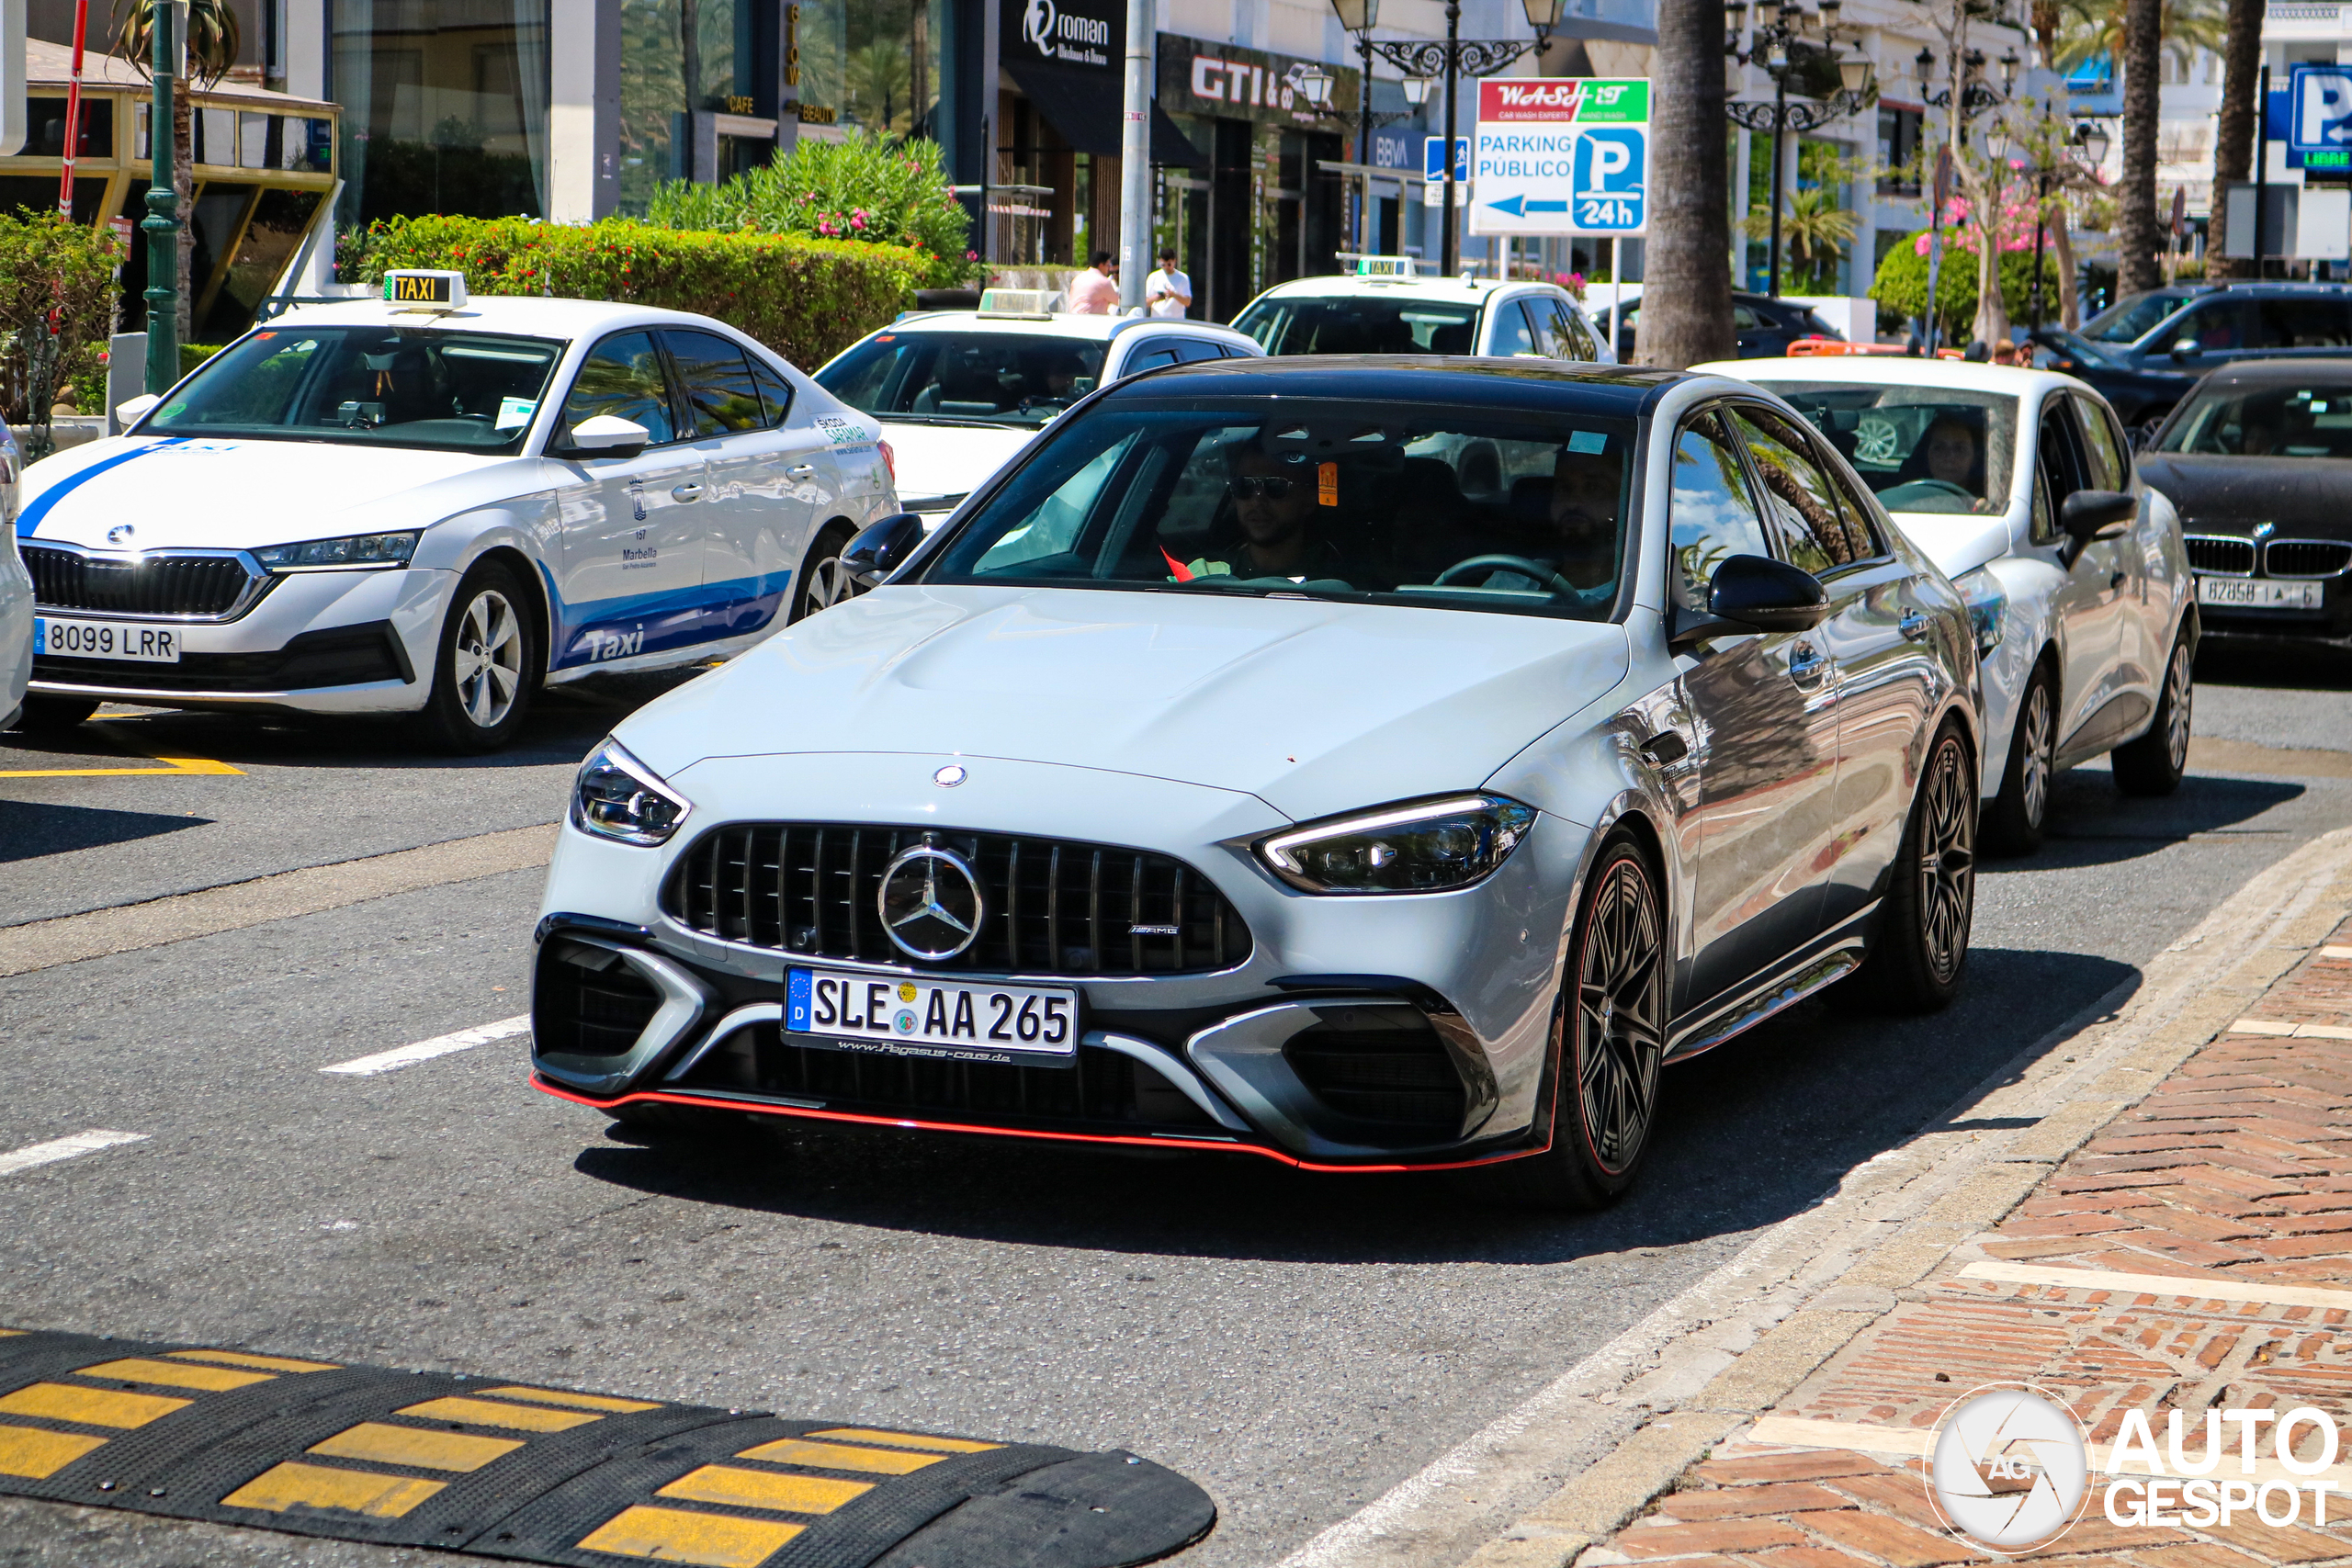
[1068,251,1120,315]
[1144,247,1193,319]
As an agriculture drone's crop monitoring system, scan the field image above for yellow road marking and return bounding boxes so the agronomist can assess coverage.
[576,1505,802,1566]
[222,1461,445,1518]
[0,755,243,779]
[657,1464,871,1515]
[309,1421,525,1473]
[476,1383,661,1414]
[396,1395,601,1433]
[77,1357,274,1392]
[732,1438,946,1475]
[0,1329,22,1337]
[805,1427,999,1454]
[168,1348,339,1373]
[0,1382,188,1428]
[0,1423,106,1478]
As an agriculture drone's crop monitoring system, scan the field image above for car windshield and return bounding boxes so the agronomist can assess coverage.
[2086,291,2190,344]
[924,398,1636,619]
[2153,378,2352,457]
[141,326,563,452]
[1759,383,2018,514]
[815,331,1106,427]
[1231,296,1484,355]
[2036,327,2120,368]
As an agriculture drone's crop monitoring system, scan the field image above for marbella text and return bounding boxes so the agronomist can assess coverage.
[2098,1408,2349,1528]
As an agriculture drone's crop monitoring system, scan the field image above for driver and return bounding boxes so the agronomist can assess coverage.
[1178,440,1346,582]
[1922,416,1984,496]
[1041,354,1090,402]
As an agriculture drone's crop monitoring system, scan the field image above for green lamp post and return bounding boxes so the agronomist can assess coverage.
[141,0,179,395]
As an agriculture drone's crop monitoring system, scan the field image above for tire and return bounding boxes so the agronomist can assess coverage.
[2112,628,2192,796]
[1846,723,1976,1013]
[8,695,99,730]
[788,522,863,623]
[415,560,538,754]
[1983,662,2057,855]
[1485,836,1668,1210]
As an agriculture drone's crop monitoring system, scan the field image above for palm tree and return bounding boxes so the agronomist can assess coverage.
[2053,0,2223,78]
[2116,0,2164,294]
[1641,0,1736,367]
[2208,0,2261,277]
[110,0,241,341]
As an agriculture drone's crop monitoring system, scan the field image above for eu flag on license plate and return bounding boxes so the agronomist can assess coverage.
[786,969,812,1032]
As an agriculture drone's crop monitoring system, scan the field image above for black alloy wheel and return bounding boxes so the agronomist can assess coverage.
[1984,663,2057,854]
[1845,724,1976,1013]
[2112,630,2193,796]
[788,522,865,623]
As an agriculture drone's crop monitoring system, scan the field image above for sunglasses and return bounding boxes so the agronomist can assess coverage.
[1229,476,1298,500]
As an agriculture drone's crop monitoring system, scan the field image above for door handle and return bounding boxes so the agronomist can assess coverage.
[671,482,704,502]
[785,463,819,479]
[1788,643,1827,685]
[1899,607,1929,640]
[1640,731,1689,765]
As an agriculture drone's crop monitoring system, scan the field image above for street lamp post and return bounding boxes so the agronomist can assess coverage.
[142,0,180,395]
[1314,0,1424,257]
[1724,0,1873,298]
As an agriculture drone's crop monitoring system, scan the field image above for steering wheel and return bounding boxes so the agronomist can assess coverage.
[1905,479,1975,499]
[1434,555,1584,599]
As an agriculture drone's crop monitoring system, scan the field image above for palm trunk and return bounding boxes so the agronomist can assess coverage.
[2117,0,2164,295]
[1641,0,1736,367]
[2052,201,2080,328]
[174,94,194,344]
[2208,0,2261,277]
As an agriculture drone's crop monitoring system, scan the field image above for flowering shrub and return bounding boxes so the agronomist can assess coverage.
[1871,226,2060,342]
[357,215,927,369]
[0,212,120,423]
[1552,271,1588,300]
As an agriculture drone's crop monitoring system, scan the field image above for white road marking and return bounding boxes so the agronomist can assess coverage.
[0,1130,148,1178]
[322,1016,530,1077]
[1960,1258,2352,1312]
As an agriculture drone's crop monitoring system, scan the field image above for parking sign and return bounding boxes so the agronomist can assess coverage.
[1470,78,1649,236]
[2291,64,2352,154]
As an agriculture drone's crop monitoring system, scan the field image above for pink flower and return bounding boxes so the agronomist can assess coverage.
[850,213,866,231]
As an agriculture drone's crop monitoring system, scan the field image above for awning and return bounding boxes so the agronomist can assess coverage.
[1004,59,1208,168]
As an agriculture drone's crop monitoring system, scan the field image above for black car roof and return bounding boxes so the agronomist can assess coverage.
[1103,354,1689,416]
[2201,355,2352,383]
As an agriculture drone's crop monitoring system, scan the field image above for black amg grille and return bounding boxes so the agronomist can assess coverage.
[24,546,261,617]
[1283,1007,1466,1134]
[2266,539,2352,579]
[663,825,1252,976]
[2185,536,2255,575]
[535,938,663,1058]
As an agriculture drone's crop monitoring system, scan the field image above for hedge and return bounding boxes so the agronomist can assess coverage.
[0,212,121,423]
[1871,231,2061,344]
[355,216,929,370]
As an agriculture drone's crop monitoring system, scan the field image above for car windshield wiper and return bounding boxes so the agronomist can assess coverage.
[876,412,1033,429]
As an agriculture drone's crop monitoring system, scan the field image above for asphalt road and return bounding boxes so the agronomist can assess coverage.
[2,645,2350,1568]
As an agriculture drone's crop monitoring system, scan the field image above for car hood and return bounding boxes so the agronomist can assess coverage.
[878,420,1039,506]
[16,435,517,548]
[623,585,1631,822]
[2135,452,2352,536]
[1883,509,2018,577]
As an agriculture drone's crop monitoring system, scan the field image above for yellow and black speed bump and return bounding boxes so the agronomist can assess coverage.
[0,1328,1214,1567]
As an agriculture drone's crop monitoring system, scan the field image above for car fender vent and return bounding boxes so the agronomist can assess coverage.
[1283,1006,1466,1133]
[535,938,663,1058]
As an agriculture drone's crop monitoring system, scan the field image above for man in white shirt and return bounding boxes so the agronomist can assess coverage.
[1144,248,1193,319]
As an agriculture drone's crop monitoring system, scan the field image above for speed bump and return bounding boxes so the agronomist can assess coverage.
[0,1327,1214,1566]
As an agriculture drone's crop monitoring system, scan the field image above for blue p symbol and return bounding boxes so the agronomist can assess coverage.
[1577,129,1645,195]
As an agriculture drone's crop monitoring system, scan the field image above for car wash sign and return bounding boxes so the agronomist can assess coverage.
[1470,77,1650,237]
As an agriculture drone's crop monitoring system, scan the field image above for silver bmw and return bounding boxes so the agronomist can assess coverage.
[531,358,1982,1206]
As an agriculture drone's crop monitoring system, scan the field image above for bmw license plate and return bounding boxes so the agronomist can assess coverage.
[2195,576,2325,610]
[786,966,1080,1066]
[35,617,181,662]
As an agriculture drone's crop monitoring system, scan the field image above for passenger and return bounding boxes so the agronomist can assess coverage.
[1545,446,1623,590]
[1178,441,1346,582]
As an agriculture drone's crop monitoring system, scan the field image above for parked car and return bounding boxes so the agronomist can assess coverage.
[1229,261,1616,367]
[2025,326,2199,446]
[1597,292,1844,361]
[0,422,28,730]
[814,310,1261,521]
[530,356,1982,1208]
[9,287,900,750]
[2076,283,2352,394]
[1716,358,2197,852]
[2139,357,2352,652]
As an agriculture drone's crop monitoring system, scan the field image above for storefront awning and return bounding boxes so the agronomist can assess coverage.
[1004,59,1209,168]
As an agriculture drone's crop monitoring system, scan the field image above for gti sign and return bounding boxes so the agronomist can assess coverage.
[1470,77,1650,236]
[2291,64,2352,155]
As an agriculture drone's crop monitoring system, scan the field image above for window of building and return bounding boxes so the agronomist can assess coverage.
[333,0,550,227]
[1877,107,1922,197]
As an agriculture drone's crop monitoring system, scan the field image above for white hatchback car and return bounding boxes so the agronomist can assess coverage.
[1711,357,2197,852]
[12,288,899,750]
[0,423,28,728]
[813,310,1262,518]
[1230,262,1617,367]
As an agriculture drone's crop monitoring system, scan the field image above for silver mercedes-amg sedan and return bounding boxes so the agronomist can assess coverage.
[530,357,1982,1207]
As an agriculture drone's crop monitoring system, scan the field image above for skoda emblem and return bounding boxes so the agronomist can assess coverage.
[877,844,984,961]
[933,763,967,787]
[106,524,134,546]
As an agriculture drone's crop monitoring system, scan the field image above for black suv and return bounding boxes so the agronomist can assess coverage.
[2078,282,2352,374]
[1597,292,1842,360]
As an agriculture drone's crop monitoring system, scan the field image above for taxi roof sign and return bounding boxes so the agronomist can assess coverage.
[1352,255,1421,277]
[383,270,469,310]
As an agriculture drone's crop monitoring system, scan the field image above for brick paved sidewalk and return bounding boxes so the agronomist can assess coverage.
[1579,922,2352,1568]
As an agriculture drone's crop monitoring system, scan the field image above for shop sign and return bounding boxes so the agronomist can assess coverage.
[1158,35,1360,127]
[1008,0,1120,73]
[1469,77,1650,236]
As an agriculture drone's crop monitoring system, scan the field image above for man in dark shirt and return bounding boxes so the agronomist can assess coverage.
[1177,441,1345,581]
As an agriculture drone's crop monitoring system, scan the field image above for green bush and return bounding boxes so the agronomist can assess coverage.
[183,343,225,377]
[647,131,979,291]
[356,215,928,370]
[0,212,121,423]
[1871,231,2060,343]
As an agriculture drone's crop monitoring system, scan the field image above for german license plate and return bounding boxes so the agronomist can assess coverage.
[2195,576,2325,610]
[786,966,1080,1066]
[34,617,180,661]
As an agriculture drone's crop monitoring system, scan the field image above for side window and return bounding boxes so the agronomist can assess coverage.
[1172,338,1225,364]
[663,329,765,437]
[1732,303,1763,332]
[1488,301,1540,357]
[2031,398,2082,545]
[2256,299,2352,349]
[749,356,794,428]
[1669,411,1773,611]
[2170,299,2250,352]
[2071,391,2127,490]
[1817,452,1891,559]
[2030,461,2059,546]
[558,331,678,447]
[1122,341,1182,374]
[1726,405,1859,574]
[1559,300,1600,360]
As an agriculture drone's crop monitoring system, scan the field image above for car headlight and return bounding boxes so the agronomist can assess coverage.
[1256,794,1537,895]
[572,738,694,847]
[1953,566,2007,656]
[252,531,419,570]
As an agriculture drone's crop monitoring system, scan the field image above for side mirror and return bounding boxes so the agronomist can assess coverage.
[115,393,161,424]
[841,512,926,587]
[1707,552,1831,632]
[560,414,650,460]
[2057,488,2136,564]
[2170,338,2201,361]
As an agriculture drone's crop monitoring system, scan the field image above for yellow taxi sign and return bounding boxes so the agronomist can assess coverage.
[382,270,468,309]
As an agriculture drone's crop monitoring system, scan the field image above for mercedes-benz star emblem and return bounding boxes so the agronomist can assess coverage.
[877,844,985,961]
[106,524,134,546]
[933,764,967,787]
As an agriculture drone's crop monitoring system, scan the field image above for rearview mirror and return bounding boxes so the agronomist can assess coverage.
[841,512,926,587]
[115,393,161,424]
[561,414,650,459]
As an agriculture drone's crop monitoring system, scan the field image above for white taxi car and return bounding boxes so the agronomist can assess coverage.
[1711,357,2196,852]
[1230,258,1618,367]
[813,309,1261,519]
[11,278,900,750]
